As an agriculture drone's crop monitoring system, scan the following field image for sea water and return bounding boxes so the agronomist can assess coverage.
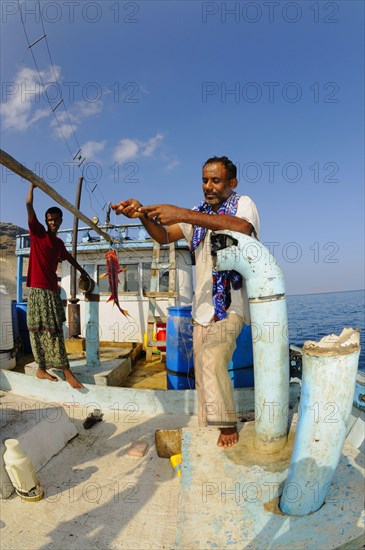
[287,289,364,372]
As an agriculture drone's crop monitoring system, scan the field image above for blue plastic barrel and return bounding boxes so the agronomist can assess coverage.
[15,302,32,353]
[228,324,254,388]
[166,305,195,390]
[11,301,19,340]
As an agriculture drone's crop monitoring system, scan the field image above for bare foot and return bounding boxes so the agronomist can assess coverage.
[64,368,84,389]
[217,427,239,448]
[36,368,58,382]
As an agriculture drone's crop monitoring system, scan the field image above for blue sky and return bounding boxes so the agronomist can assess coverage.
[1,0,364,294]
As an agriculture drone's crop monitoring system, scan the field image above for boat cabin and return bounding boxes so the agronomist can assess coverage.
[15,222,193,344]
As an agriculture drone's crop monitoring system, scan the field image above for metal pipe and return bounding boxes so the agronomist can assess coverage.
[280,328,360,516]
[84,283,100,369]
[212,230,289,453]
[0,148,114,244]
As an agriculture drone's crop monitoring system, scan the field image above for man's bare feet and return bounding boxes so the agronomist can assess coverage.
[64,368,85,389]
[36,368,58,382]
[217,427,239,448]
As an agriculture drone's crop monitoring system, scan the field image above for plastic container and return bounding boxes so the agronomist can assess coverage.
[3,439,44,501]
[228,324,254,388]
[15,301,32,353]
[170,453,182,476]
[166,305,195,390]
[156,322,166,351]
[0,286,16,370]
[11,300,19,341]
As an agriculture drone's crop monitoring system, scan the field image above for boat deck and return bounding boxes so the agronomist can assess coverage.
[1,388,363,550]
[15,350,168,390]
[0,391,192,550]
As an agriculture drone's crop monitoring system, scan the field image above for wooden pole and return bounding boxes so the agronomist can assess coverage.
[70,175,83,301]
[68,175,83,338]
[0,148,114,244]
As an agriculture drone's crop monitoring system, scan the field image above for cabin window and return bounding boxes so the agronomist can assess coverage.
[141,262,169,293]
[97,263,139,294]
[123,264,139,292]
[97,265,111,293]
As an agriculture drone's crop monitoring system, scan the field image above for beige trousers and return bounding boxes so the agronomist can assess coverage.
[193,313,244,428]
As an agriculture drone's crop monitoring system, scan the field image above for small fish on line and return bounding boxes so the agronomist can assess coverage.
[100,249,129,317]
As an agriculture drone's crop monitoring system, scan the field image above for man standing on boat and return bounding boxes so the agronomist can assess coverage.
[25,183,89,389]
[112,156,260,447]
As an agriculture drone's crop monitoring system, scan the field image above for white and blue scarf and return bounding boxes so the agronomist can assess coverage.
[191,191,242,322]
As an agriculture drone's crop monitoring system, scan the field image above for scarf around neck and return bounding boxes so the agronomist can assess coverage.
[191,191,242,321]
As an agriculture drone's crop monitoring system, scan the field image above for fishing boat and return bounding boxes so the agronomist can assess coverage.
[0,223,364,549]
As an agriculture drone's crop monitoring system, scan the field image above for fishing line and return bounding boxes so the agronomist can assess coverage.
[15,0,109,224]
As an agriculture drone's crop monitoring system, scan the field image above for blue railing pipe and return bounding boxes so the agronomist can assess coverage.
[280,328,360,515]
[83,281,100,369]
[212,231,289,453]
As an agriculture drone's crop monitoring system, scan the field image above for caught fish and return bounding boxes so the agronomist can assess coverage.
[100,250,129,317]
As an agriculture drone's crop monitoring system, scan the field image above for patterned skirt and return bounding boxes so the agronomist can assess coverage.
[27,288,69,370]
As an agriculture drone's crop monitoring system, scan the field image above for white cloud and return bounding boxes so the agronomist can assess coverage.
[82,140,106,161]
[78,100,103,117]
[113,139,139,163]
[1,65,103,140]
[112,133,164,163]
[0,66,59,131]
[142,132,163,157]
[52,123,74,140]
[50,99,103,139]
[164,158,180,171]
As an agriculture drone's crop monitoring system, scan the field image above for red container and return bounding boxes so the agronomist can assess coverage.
[156,323,166,351]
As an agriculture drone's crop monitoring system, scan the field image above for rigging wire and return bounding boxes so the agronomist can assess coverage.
[15,0,110,226]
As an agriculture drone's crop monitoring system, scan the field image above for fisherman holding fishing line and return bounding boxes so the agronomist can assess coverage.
[112,156,260,448]
[25,183,90,389]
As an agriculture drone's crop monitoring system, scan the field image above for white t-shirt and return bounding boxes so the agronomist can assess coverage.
[179,195,260,326]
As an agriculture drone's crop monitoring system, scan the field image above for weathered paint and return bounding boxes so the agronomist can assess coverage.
[84,283,100,369]
[213,230,289,452]
[280,328,361,516]
[175,425,364,549]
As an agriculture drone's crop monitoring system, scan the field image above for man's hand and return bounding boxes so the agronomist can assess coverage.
[111,199,143,218]
[138,204,187,226]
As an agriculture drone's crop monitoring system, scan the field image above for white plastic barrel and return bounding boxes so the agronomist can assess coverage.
[0,285,16,370]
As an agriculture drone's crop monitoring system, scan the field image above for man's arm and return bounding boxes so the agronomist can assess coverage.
[139,204,254,236]
[111,199,184,244]
[111,199,253,243]
[65,252,90,280]
[26,183,36,224]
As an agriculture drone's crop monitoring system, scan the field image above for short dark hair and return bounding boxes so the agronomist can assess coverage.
[45,206,63,219]
[203,156,237,180]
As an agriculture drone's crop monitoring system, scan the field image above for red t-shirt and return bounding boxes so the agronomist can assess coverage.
[26,215,68,291]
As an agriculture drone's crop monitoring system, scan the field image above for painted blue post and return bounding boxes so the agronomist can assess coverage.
[84,283,100,369]
[280,328,360,516]
[213,230,289,453]
[16,255,23,303]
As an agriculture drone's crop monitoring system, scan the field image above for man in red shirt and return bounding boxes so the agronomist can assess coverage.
[26,183,89,389]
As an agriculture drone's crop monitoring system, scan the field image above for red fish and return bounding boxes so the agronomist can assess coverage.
[100,250,129,317]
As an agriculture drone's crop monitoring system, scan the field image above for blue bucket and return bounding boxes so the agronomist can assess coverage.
[166,305,195,390]
[228,324,254,388]
[15,301,32,353]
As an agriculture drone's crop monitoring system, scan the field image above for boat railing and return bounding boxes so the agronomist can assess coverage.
[15,222,188,256]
